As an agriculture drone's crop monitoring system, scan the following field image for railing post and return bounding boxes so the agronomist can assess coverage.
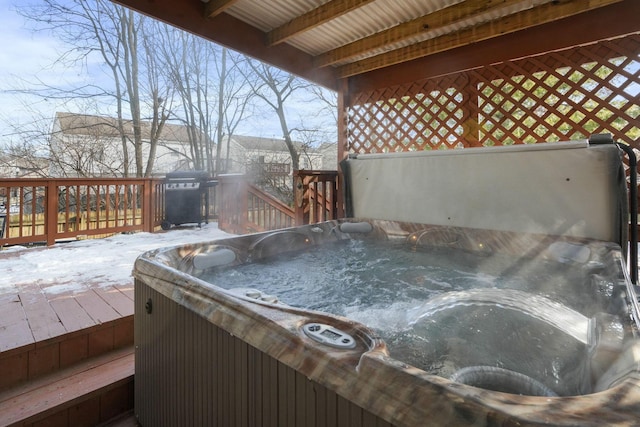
[240,178,249,233]
[218,175,229,232]
[143,178,154,233]
[335,172,344,219]
[46,180,58,246]
[294,170,342,225]
[293,171,309,225]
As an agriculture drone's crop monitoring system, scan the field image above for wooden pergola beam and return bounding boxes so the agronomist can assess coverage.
[267,0,376,46]
[339,0,623,78]
[204,0,240,19]
[314,0,528,68]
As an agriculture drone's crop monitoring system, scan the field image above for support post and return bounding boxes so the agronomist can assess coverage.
[46,180,58,246]
[143,179,154,233]
[294,171,309,226]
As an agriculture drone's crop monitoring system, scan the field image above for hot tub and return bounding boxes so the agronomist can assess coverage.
[134,139,640,426]
[134,219,640,426]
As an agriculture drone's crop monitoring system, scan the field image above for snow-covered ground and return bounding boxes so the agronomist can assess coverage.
[1,223,233,295]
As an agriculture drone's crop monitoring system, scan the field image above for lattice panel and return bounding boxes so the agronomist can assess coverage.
[472,36,640,147]
[348,74,469,153]
[347,33,640,153]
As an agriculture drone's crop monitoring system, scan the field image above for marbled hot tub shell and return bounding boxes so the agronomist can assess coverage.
[133,219,640,427]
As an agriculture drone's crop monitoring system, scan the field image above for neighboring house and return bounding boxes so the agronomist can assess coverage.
[216,134,337,203]
[50,112,197,177]
[0,154,48,214]
[219,135,337,190]
[220,134,337,174]
[46,113,339,179]
[0,153,48,178]
[318,142,339,171]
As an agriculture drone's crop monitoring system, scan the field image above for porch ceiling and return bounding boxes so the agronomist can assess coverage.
[112,0,638,90]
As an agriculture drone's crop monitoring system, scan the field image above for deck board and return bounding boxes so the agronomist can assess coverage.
[93,285,135,318]
[49,295,105,334]
[20,287,67,342]
[0,291,33,352]
[112,282,135,301]
[0,346,134,426]
[0,243,141,416]
[74,289,122,325]
[0,271,133,355]
[0,275,135,355]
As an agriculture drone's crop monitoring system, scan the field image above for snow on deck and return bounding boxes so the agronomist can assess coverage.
[0,224,232,353]
[1,223,232,295]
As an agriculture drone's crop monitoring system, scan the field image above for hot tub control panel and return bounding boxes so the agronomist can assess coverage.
[303,323,356,349]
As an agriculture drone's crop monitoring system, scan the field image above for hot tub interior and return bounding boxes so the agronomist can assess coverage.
[188,221,639,398]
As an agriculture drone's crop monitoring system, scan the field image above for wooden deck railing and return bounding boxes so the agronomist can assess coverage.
[0,171,342,245]
[217,174,295,234]
[0,177,164,246]
[247,185,295,233]
[293,170,342,226]
[217,171,342,235]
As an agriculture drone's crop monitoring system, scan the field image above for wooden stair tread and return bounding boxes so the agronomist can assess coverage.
[97,410,140,427]
[0,346,134,426]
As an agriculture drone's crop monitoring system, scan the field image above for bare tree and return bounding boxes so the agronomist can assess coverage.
[156,26,211,171]
[0,105,127,178]
[243,61,313,171]
[0,138,50,179]
[217,49,254,174]
[0,97,51,177]
[156,26,253,175]
[17,0,171,177]
[310,85,338,124]
[139,18,173,177]
[9,1,336,182]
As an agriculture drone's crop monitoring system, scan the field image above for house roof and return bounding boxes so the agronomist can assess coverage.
[112,0,639,90]
[54,112,204,143]
[231,135,289,152]
[231,135,333,153]
[0,153,48,178]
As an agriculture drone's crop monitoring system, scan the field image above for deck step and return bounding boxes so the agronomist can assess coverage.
[97,410,140,427]
[0,315,134,392]
[0,346,134,427]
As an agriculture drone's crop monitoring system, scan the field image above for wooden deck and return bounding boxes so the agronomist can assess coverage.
[0,247,134,391]
[0,277,133,353]
[0,270,133,354]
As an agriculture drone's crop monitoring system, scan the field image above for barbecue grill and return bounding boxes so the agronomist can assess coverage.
[161,170,217,230]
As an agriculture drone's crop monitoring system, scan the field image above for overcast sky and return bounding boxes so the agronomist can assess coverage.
[0,0,62,142]
[0,0,337,149]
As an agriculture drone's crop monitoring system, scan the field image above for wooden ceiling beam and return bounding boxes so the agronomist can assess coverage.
[350,0,640,93]
[315,0,527,68]
[267,0,376,46]
[339,0,623,78]
[204,0,240,19]
[111,0,339,90]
